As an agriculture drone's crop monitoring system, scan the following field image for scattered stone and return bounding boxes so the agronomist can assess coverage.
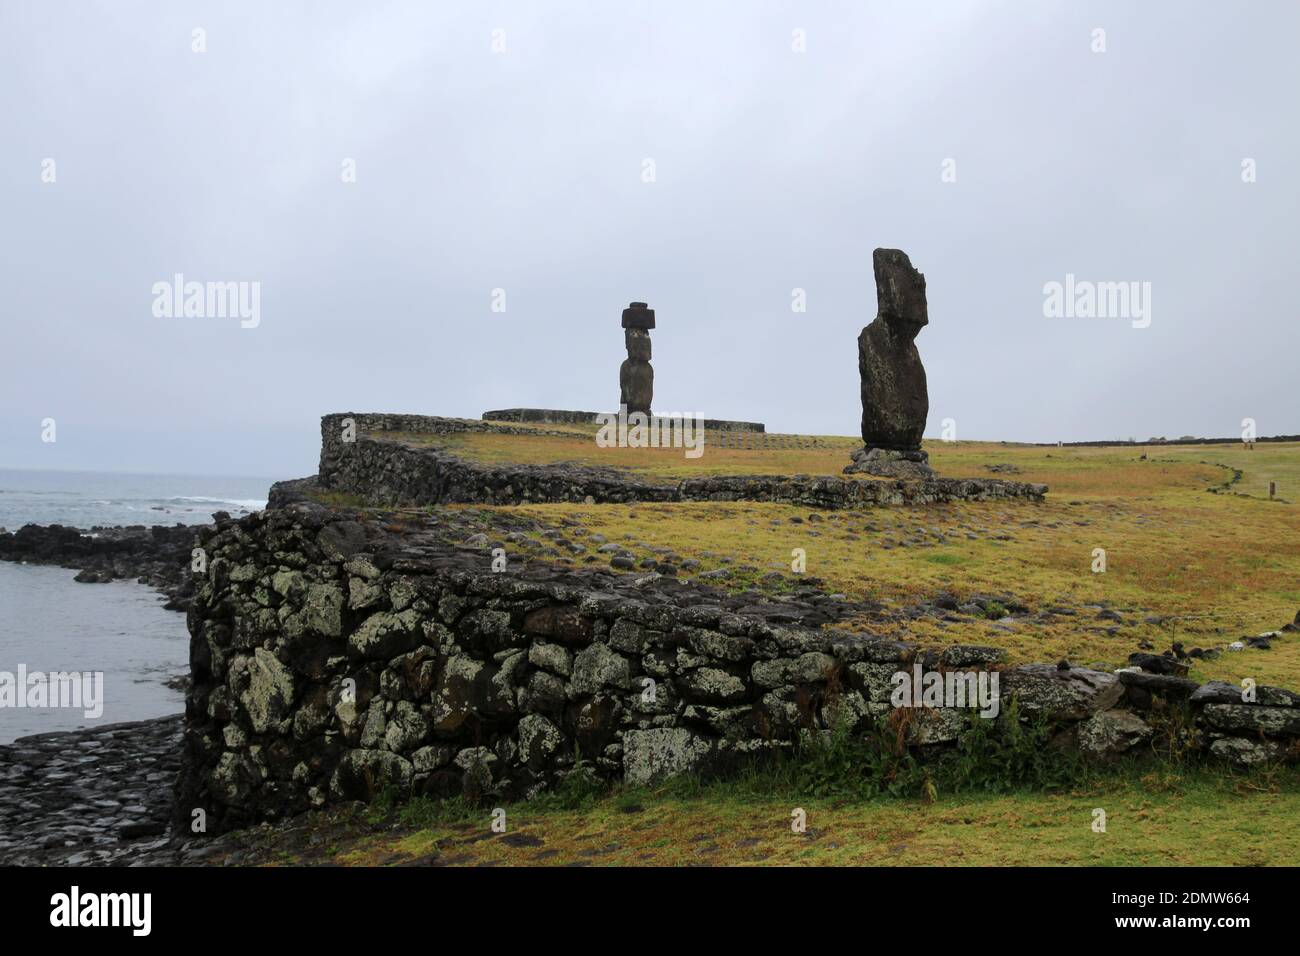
[1127,652,1189,676]
[1118,670,1200,699]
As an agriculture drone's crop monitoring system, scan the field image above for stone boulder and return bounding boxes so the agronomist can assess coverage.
[1201,704,1300,737]
[1077,709,1153,758]
[1002,664,1123,720]
[622,727,715,787]
[1208,737,1288,767]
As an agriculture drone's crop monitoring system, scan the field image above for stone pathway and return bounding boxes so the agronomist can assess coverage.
[0,715,188,865]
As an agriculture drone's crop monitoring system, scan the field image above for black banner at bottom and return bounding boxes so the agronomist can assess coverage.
[0,865,1282,941]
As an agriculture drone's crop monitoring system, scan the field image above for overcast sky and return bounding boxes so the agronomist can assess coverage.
[2,0,1296,478]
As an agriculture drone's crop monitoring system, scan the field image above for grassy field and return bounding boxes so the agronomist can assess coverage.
[291,430,1300,867]
[223,763,1300,867]
[446,437,1300,687]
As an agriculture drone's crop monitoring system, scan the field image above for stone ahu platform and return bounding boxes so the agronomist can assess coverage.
[178,500,1300,832]
[482,407,767,432]
[271,412,1047,510]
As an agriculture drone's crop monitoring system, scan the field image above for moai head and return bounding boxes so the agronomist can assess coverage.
[872,248,928,338]
[625,329,651,361]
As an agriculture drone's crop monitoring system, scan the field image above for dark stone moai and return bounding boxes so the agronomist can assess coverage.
[845,249,935,479]
[620,302,654,416]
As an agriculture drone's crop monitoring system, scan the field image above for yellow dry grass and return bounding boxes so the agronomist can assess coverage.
[443,436,1300,687]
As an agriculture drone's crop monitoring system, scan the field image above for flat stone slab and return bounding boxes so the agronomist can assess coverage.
[0,716,185,865]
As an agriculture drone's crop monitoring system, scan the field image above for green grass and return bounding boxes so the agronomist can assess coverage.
[484,439,1300,686]
[231,757,1300,867]
[279,429,1300,867]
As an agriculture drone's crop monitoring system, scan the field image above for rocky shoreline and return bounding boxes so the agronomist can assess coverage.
[0,522,213,864]
[0,716,193,865]
[0,521,205,612]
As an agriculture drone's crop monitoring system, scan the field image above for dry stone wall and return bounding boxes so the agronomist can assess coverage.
[314,413,1048,509]
[177,502,1300,832]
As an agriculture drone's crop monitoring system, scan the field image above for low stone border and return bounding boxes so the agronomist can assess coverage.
[312,413,1047,509]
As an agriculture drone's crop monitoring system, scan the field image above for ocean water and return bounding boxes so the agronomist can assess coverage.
[0,468,270,530]
[0,564,190,743]
[0,469,274,743]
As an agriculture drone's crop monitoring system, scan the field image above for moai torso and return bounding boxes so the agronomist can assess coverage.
[858,249,929,451]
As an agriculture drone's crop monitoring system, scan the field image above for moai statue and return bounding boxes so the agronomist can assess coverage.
[844,248,935,479]
[620,301,654,416]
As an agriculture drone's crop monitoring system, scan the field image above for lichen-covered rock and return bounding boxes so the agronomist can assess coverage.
[848,661,900,704]
[1208,736,1288,767]
[524,605,593,645]
[1002,664,1122,719]
[348,576,385,611]
[1201,704,1300,737]
[459,609,518,653]
[302,583,344,637]
[349,609,422,659]
[455,746,498,801]
[517,714,564,768]
[1192,680,1300,708]
[753,652,836,689]
[622,728,714,787]
[242,647,295,734]
[608,619,654,654]
[1190,680,1250,705]
[684,627,755,663]
[569,643,631,695]
[331,749,412,801]
[821,689,871,733]
[211,751,260,806]
[527,642,573,677]
[317,520,367,560]
[519,670,566,715]
[1077,709,1153,758]
[682,667,748,704]
[940,645,1007,667]
[412,745,453,773]
[383,700,431,752]
[430,655,486,735]
[360,705,387,748]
